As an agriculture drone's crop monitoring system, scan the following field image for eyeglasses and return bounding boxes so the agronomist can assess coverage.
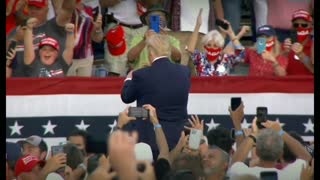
[293,23,309,28]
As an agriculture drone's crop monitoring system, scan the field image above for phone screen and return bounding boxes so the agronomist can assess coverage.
[128,107,149,118]
[257,37,266,54]
[51,145,65,173]
[188,129,202,150]
[231,97,241,111]
[256,107,268,129]
[150,15,160,33]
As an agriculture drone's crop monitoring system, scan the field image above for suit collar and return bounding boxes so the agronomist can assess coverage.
[152,56,169,65]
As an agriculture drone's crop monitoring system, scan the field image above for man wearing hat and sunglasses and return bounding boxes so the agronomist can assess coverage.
[282,9,314,75]
[127,4,181,71]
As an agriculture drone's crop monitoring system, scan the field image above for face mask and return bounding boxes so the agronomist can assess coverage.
[204,46,221,62]
[296,27,312,43]
[266,39,275,52]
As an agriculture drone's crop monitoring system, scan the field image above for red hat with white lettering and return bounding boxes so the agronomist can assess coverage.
[27,0,48,8]
[15,155,45,177]
[292,9,312,22]
[39,37,60,51]
[105,25,126,56]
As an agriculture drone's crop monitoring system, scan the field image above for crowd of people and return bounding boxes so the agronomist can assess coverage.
[6,102,314,180]
[6,0,314,78]
[6,0,314,179]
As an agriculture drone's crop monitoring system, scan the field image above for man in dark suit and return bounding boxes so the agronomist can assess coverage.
[121,32,191,156]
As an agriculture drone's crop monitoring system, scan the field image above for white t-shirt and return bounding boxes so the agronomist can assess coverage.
[180,0,209,34]
[228,159,307,180]
[108,0,141,25]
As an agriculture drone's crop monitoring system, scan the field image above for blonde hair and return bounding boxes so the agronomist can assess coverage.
[201,30,225,48]
[146,34,171,57]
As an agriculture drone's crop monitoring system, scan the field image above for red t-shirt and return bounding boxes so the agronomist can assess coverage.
[244,48,288,76]
[6,0,19,35]
[286,39,313,75]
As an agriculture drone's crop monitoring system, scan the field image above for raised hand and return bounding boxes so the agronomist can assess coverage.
[196,8,203,27]
[291,42,304,58]
[43,153,67,173]
[228,102,244,130]
[93,14,103,30]
[26,18,38,29]
[261,120,282,132]
[117,107,137,128]
[300,159,314,180]
[185,115,204,132]
[6,48,16,66]
[65,23,75,33]
[283,38,292,53]
[142,104,159,125]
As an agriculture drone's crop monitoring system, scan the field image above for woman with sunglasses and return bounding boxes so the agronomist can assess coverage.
[283,9,314,75]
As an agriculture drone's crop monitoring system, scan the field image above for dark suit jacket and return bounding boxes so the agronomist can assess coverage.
[121,57,191,151]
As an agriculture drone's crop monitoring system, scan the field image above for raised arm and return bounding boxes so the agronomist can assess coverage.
[56,0,77,27]
[127,30,155,62]
[213,0,224,20]
[186,8,202,54]
[262,120,312,162]
[24,18,38,65]
[229,102,245,148]
[231,118,258,165]
[143,104,170,161]
[63,23,75,65]
[91,14,104,43]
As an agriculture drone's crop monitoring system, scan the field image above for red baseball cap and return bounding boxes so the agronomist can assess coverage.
[292,9,312,22]
[15,155,45,177]
[105,25,126,56]
[39,37,60,51]
[28,0,48,8]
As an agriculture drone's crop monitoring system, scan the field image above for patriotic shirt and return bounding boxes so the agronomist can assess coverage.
[191,49,245,76]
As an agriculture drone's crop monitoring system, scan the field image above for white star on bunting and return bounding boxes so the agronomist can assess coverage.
[42,120,57,135]
[75,120,90,131]
[108,120,118,134]
[303,118,314,133]
[241,118,251,129]
[275,118,285,128]
[206,118,220,131]
[9,121,24,136]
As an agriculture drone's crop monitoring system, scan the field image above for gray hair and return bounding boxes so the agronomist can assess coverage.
[256,129,283,162]
[201,30,225,48]
[64,143,84,170]
[146,34,171,58]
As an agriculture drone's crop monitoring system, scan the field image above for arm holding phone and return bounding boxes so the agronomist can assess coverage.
[91,14,104,43]
[143,104,170,161]
[24,18,38,65]
[261,121,312,163]
[229,100,245,148]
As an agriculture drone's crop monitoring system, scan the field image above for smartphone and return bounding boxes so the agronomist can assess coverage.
[257,37,266,54]
[128,107,149,118]
[256,107,268,129]
[188,129,202,150]
[7,41,17,56]
[51,145,66,174]
[215,19,229,30]
[260,171,278,180]
[231,97,242,111]
[290,30,298,43]
[150,15,160,33]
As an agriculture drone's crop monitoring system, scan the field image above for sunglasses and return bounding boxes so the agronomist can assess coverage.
[293,23,309,28]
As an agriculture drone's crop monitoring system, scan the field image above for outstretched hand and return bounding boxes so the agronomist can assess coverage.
[184,115,204,132]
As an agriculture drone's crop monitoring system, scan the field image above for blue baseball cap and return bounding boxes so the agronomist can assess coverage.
[257,25,276,37]
[6,142,23,162]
